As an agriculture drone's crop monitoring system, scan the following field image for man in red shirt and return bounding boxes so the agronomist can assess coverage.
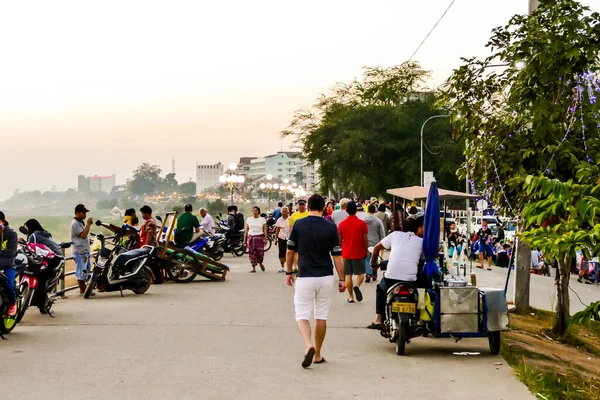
[139,205,158,247]
[338,201,368,303]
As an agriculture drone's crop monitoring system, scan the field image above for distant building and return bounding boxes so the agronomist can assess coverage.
[250,152,303,182]
[237,157,257,178]
[300,160,321,193]
[78,174,116,194]
[196,162,224,195]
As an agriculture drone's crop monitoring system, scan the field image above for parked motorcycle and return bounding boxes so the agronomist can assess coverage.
[0,270,20,336]
[15,240,71,322]
[181,233,226,261]
[83,228,154,299]
[214,215,246,257]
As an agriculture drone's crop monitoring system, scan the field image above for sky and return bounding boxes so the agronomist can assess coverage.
[2,0,600,200]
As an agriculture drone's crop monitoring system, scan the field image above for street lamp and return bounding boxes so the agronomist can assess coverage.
[420,115,451,187]
[219,166,245,205]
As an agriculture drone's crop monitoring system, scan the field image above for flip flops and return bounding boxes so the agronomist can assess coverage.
[367,322,383,330]
[353,286,363,302]
[314,358,326,364]
[347,299,355,303]
[302,347,316,368]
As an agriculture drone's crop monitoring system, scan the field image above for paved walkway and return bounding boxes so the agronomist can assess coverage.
[1,250,533,399]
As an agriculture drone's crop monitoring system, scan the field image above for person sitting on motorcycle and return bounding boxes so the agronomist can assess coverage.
[0,212,19,317]
[174,204,202,245]
[22,219,63,257]
[367,216,424,330]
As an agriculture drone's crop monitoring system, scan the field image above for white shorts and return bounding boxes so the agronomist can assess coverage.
[294,275,335,321]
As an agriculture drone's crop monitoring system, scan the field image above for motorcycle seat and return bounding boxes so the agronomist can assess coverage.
[113,247,152,268]
[59,242,72,250]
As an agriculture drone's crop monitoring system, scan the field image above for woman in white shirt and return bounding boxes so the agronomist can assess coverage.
[274,206,291,273]
[244,206,267,273]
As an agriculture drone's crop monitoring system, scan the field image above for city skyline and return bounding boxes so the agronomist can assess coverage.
[6,0,597,200]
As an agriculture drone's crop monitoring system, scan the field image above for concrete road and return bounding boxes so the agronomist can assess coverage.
[1,250,533,400]
[462,262,600,313]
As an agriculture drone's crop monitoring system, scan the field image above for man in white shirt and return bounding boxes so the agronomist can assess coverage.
[199,208,215,235]
[331,198,350,226]
[367,216,424,329]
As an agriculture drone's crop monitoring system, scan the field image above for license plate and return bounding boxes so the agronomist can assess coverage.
[392,302,416,314]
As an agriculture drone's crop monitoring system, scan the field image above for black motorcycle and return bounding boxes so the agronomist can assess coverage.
[214,215,246,257]
[83,231,154,299]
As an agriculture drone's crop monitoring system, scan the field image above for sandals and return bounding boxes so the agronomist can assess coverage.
[367,322,383,330]
[314,357,326,364]
[302,347,316,368]
[347,299,355,303]
[353,286,363,302]
[260,264,265,272]
[249,270,256,273]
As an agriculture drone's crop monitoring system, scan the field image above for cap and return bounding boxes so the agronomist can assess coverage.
[75,204,90,213]
[357,203,364,211]
[297,199,307,205]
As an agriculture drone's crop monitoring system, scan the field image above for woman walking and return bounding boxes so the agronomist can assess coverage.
[245,206,267,273]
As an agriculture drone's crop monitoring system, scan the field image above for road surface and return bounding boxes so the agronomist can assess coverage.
[1,250,533,400]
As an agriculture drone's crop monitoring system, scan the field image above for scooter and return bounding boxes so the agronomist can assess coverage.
[182,233,226,261]
[0,270,20,337]
[214,215,246,257]
[15,241,71,322]
[83,232,154,299]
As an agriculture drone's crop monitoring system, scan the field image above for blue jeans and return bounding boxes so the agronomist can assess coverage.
[365,254,372,276]
[2,267,16,304]
[73,253,91,281]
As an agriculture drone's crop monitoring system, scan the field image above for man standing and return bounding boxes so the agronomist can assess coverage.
[356,203,367,221]
[275,206,291,273]
[476,219,493,270]
[289,200,309,228]
[139,205,158,247]
[199,208,215,235]
[71,204,94,295]
[368,216,424,329]
[286,194,345,368]
[175,204,202,245]
[0,211,18,315]
[338,201,368,303]
[273,202,283,220]
[376,203,391,234]
[331,198,349,226]
[496,222,505,243]
[364,204,386,282]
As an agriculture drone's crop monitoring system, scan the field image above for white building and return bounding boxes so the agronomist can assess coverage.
[250,152,303,182]
[196,162,224,195]
[301,160,321,193]
[78,175,116,194]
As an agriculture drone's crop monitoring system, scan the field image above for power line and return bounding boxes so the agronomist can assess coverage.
[408,0,458,62]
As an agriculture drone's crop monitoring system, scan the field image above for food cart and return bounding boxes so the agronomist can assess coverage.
[385,185,509,354]
[154,212,229,283]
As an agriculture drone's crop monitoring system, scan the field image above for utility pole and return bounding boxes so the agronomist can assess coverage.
[514,0,539,313]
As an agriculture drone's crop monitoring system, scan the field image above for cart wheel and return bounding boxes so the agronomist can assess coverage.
[167,249,199,283]
[396,322,408,356]
[488,331,501,355]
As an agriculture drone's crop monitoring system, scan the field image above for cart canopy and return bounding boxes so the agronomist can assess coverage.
[386,186,479,202]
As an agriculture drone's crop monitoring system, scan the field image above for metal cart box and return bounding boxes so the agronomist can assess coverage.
[439,287,479,314]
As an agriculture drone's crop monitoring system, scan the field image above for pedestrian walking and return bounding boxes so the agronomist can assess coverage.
[71,204,94,295]
[245,206,267,273]
[331,198,349,226]
[286,194,345,368]
[275,206,291,273]
[476,220,493,270]
[289,200,309,272]
[338,201,368,303]
[364,204,385,282]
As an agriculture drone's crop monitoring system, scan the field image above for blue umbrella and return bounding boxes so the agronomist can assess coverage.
[423,181,440,277]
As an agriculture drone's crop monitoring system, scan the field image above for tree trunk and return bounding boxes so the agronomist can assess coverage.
[553,255,571,335]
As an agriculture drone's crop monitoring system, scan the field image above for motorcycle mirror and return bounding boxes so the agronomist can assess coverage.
[95,220,103,226]
[18,226,28,235]
[156,216,163,222]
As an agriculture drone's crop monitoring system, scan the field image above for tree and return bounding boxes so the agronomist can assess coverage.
[282,62,465,197]
[127,163,163,196]
[440,0,600,211]
[440,0,600,328]
[178,181,197,196]
[521,166,600,334]
[162,173,178,191]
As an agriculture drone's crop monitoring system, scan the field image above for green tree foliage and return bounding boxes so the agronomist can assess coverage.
[521,165,600,333]
[282,62,465,197]
[178,181,197,196]
[96,198,118,210]
[440,0,600,214]
[127,163,164,196]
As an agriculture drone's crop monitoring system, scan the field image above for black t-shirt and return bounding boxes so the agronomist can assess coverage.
[477,227,492,244]
[497,227,505,241]
[287,216,341,277]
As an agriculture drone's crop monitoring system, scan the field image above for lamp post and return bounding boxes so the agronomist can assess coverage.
[259,174,280,211]
[219,163,245,205]
[420,115,451,187]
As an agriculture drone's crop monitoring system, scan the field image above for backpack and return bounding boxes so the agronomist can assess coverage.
[234,213,245,231]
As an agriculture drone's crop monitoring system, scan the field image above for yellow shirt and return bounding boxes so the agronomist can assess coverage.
[289,211,309,227]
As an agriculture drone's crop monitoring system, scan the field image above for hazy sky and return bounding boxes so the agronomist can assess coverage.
[2,0,599,200]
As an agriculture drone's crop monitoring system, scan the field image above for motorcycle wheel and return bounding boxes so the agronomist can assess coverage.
[396,322,408,356]
[16,285,33,324]
[488,331,501,355]
[212,251,224,262]
[167,250,199,283]
[133,267,153,295]
[233,246,246,257]
[84,271,99,299]
[0,297,21,334]
[264,237,272,252]
[40,285,57,315]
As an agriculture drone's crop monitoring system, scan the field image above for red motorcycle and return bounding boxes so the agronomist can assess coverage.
[16,242,69,323]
